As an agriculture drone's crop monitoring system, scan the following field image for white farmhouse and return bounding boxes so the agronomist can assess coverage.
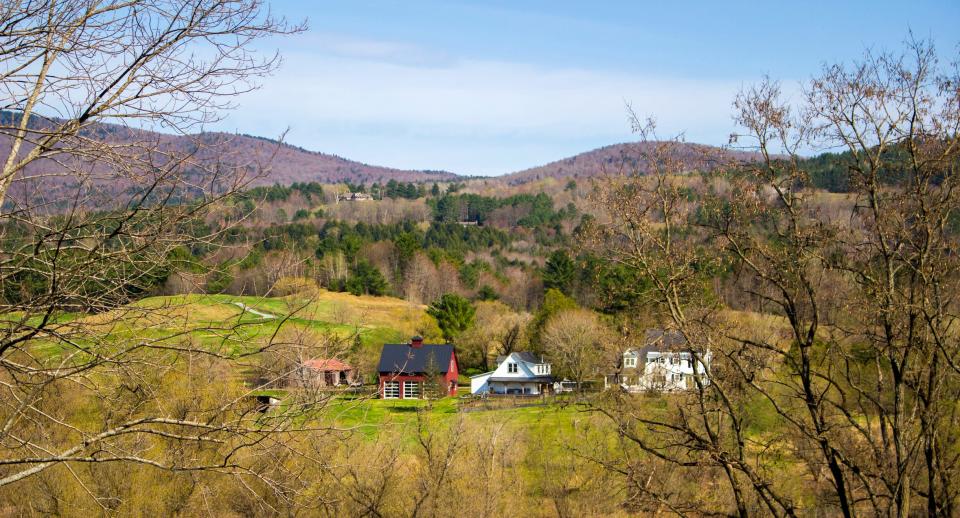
[609,329,710,392]
[470,352,553,395]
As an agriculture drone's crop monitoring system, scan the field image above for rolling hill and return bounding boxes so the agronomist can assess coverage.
[1,112,460,209]
[500,141,760,185]
[2,111,765,209]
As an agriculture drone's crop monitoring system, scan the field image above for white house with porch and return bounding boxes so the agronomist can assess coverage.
[470,352,553,395]
[607,329,710,392]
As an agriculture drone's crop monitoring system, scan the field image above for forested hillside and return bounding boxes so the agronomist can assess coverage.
[1,4,957,516]
[0,111,459,212]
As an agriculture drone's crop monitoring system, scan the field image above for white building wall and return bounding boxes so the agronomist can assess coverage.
[469,352,551,395]
[618,351,710,392]
[470,373,492,394]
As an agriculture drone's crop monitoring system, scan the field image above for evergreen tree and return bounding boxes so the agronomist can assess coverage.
[394,232,419,271]
[426,293,476,342]
[345,261,388,296]
[542,250,575,295]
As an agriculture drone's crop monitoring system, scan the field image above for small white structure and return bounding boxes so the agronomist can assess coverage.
[470,352,553,395]
[336,192,374,203]
[609,329,710,392]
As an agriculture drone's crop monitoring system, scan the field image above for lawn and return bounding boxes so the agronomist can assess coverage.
[316,393,589,445]
[14,290,598,448]
[17,290,427,360]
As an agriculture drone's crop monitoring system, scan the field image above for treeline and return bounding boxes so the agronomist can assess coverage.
[796,144,950,193]
[244,182,325,203]
[344,180,464,200]
[193,217,528,301]
[428,192,578,227]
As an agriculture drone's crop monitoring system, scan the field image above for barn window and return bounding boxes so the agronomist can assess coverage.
[402,381,420,399]
[383,381,399,399]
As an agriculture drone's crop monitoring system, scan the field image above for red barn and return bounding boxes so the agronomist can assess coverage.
[377,336,459,399]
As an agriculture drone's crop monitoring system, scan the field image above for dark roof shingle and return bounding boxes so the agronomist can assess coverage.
[487,376,553,383]
[635,329,689,363]
[377,344,455,375]
[496,351,544,365]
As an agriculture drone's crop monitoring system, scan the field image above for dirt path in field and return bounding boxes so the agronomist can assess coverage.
[231,302,276,319]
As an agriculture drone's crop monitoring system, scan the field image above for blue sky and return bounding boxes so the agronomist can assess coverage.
[218,1,960,176]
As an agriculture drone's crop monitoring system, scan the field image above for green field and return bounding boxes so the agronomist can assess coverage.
[20,290,431,365]
[320,391,586,431]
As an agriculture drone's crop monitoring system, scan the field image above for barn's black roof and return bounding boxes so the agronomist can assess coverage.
[377,343,455,375]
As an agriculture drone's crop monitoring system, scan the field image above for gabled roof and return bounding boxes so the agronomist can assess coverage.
[487,376,553,383]
[303,358,353,371]
[496,351,546,365]
[377,344,455,375]
[513,351,545,363]
[645,329,687,348]
[630,329,689,363]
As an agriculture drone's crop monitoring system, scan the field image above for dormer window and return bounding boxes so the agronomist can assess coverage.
[508,363,518,373]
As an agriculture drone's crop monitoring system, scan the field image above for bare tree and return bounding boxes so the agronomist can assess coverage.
[409,410,464,518]
[588,37,960,516]
[458,300,530,370]
[541,308,614,391]
[0,0,312,501]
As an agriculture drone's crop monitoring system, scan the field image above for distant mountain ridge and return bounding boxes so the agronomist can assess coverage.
[0,112,460,195]
[209,132,460,184]
[501,141,760,185]
[2,112,762,202]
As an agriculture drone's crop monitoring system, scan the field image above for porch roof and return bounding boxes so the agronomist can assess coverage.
[487,376,554,383]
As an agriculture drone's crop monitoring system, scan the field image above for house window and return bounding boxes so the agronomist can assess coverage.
[624,357,637,368]
[671,355,680,365]
[508,363,518,373]
[383,381,399,399]
[402,381,420,399]
[671,373,684,383]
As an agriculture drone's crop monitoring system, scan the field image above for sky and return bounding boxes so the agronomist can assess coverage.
[216,1,960,176]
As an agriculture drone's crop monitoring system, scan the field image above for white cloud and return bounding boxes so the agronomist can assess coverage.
[287,33,454,67]
[222,36,753,175]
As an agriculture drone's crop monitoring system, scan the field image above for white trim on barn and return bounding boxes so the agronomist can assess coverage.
[383,381,400,399]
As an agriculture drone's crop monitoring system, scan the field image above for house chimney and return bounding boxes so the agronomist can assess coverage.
[410,336,424,348]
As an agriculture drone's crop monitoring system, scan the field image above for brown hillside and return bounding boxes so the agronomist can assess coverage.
[2,115,460,209]
[501,141,760,185]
